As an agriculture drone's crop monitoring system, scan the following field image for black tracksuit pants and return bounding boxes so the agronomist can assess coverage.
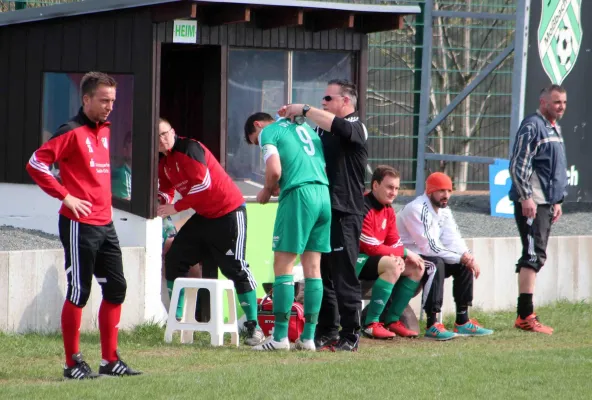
[317,210,363,340]
[421,255,473,314]
[58,215,127,307]
[164,206,256,295]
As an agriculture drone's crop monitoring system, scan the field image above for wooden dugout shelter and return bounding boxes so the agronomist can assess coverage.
[0,0,420,218]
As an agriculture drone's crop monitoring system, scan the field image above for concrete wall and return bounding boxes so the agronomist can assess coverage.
[1,235,591,333]
[407,236,592,316]
[0,247,167,333]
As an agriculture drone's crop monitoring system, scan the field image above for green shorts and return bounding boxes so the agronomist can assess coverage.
[272,184,331,254]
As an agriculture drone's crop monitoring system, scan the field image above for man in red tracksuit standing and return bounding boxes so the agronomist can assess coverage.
[356,166,425,339]
[26,72,141,379]
[156,118,265,346]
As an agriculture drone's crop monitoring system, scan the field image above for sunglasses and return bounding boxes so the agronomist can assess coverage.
[322,95,345,102]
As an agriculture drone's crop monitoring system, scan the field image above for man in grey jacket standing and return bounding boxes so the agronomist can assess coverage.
[509,84,568,335]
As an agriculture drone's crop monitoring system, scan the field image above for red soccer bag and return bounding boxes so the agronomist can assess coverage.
[257,292,304,343]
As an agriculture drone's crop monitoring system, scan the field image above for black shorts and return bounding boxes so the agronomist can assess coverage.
[357,255,382,281]
[58,215,127,307]
[514,202,554,273]
[164,206,257,294]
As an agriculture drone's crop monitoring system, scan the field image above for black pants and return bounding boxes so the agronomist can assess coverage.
[58,215,127,307]
[165,206,256,294]
[421,255,473,314]
[317,210,363,339]
[514,203,553,273]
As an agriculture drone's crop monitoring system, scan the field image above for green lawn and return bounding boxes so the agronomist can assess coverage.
[1,301,591,400]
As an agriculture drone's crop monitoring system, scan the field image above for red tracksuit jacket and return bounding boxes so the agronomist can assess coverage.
[359,192,405,257]
[26,108,113,225]
[158,136,244,218]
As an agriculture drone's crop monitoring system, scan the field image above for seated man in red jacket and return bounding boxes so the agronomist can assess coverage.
[358,166,425,339]
[156,118,264,346]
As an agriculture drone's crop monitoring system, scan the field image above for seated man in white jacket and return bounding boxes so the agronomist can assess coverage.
[397,172,493,340]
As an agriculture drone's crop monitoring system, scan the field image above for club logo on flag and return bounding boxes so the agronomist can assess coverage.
[538,0,582,85]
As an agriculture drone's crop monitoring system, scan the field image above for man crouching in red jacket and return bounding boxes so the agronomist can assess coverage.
[358,166,425,339]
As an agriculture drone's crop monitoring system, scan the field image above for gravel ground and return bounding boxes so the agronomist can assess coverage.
[0,225,62,251]
[1,195,591,251]
[393,195,592,238]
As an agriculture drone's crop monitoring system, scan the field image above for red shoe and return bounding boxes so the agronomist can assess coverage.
[386,320,419,338]
[515,314,554,335]
[362,322,396,339]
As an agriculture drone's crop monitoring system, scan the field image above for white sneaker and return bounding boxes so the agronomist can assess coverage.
[243,321,266,346]
[252,336,290,351]
[294,338,316,351]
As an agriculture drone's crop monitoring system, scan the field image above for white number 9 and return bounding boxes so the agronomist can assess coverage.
[296,126,315,156]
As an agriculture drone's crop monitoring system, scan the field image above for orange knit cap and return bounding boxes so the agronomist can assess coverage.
[426,172,453,194]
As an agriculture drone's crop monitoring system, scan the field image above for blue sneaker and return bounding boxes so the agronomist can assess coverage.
[454,319,494,336]
[424,323,458,341]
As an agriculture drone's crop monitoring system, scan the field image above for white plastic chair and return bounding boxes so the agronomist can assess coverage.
[164,278,239,346]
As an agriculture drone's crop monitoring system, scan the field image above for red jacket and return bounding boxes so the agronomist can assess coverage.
[26,108,113,225]
[359,192,405,257]
[158,137,244,218]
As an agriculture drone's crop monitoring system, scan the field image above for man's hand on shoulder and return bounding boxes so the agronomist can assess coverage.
[278,104,304,119]
[63,194,92,219]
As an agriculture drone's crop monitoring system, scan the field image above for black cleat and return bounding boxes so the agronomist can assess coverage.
[98,351,142,377]
[314,334,340,351]
[63,353,100,380]
[332,334,360,352]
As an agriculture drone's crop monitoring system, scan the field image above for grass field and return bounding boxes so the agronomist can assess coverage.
[1,301,591,400]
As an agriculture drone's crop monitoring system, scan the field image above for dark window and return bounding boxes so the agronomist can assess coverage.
[41,72,134,202]
[226,49,353,197]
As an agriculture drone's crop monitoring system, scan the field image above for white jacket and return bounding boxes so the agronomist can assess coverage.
[396,194,469,264]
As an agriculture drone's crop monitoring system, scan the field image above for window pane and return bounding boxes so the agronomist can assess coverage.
[227,49,285,189]
[41,73,134,202]
[292,51,354,128]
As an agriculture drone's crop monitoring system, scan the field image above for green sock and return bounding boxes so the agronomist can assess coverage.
[237,290,259,328]
[385,277,420,325]
[272,275,294,342]
[365,278,394,326]
[302,278,323,341]
[167,280,185,320]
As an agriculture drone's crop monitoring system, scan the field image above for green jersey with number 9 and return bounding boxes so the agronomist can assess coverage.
[259,118,328,196]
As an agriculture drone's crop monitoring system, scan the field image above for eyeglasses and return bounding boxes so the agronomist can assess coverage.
[159,128,173,138]
[322,95,345,102]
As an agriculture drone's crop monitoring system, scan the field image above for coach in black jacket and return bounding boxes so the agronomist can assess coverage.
[279,79,368,351]
[509,84,568,335]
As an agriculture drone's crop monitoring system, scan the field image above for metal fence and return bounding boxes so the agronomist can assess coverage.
[315,0,517,190]
[2,0,518,190]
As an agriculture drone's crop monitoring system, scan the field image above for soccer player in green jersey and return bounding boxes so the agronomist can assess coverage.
[244,112,331,351]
